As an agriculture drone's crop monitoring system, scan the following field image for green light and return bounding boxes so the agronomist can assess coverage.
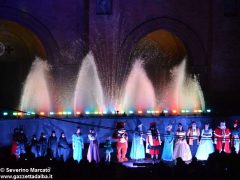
[13,112,17,116]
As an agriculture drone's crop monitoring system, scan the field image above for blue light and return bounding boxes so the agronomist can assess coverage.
[206,109,211,113]
[67,112,72,115]
[129,110,134,114]
[3,112,8,116]
[85,111,90,115]
[186,110,190,113]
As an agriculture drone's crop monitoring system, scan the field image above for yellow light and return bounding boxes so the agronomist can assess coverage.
[40,112,45,115]
[76,111,81,115]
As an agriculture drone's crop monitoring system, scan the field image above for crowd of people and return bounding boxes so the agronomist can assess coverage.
[9,120,240,164]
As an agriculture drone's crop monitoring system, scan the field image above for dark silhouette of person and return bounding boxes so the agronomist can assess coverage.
[48,130,58,158]
[58,132,70,162]
[38,132,48,157]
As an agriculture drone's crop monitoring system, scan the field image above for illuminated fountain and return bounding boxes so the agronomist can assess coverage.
[161,58,205,112]
[122,60,156,112]
[19,53,205,115]
[19,57,52,113]
[73,52,105,113]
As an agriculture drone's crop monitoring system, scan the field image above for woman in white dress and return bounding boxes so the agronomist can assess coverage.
[195,124,214,160]
[173,123,192,162]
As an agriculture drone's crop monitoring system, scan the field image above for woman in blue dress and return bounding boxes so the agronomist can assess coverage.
[231,120,240,154]
[130,121,145,160]
[195,123,214,160]
[72,127,84,163]
[161,124,174,161]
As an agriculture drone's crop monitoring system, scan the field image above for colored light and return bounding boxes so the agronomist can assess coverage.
[155,110,160,114]
[206,109,211,113]
[181,110,186,113]
[163,110,168,113]
[76,111,81,115]
[31,112,36,115]
[67,112,72,115]
[198,110,202,113]
[49,112,55,115]
[58,112,63,115]
[17,112,22,116]
[13,112,17,116]
[85,111,90,115]
[186,110,190,113]
[62,111,67,115]
[103,111,107,114]
[40,112,45,115]
[151,110,155,114]
[111,111,115,114]
[194,110,198,113]
[129,110,134,114]
[147,110,151,114]
[138,110,143,114]
[94,111,99,115]
[172,110,177,114]
[3,112,8,116]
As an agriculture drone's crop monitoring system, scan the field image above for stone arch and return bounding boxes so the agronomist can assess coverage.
[120,17,207,71]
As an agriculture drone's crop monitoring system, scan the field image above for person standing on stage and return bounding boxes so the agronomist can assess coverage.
[72,127,84,163]
[173,123,192,162]
[214,121,231,153]
[161,124,174,161]
[87,128,100,163]
[38,132,48,157]
[231,120,239,154]
[146,122,162,160]
[187,121,200,157]
[195,123,214,160]
[112,122,128,162]
[130,120,145,161]
[30,135,39,158]
[58,132,70,162]
[104,136,113,162]
[48,130,58,158]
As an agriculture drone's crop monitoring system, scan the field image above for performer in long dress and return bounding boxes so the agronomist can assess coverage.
[231,120,239,154]
[187,121,200,157]
[72,127,84,163]
[146,122,162,160]
[195,123,215,160]
[161,124,174,161]
[130,121,145,161]
[173,123,192,162]
[87,128,100,163]
[214,121,231,153]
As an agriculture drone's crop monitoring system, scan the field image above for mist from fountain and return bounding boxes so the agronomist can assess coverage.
[167,58,205,111]
[19,57,52,112]
[122,60,156,112]
[73,52,105,113]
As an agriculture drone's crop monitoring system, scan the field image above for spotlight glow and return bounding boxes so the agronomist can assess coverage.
[40,112,45,115]
[3,112,8,116]
[163,110,168,113]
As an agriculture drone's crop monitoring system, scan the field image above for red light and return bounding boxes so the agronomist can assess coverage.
[172,110,177,114]
[40,112,45,115]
